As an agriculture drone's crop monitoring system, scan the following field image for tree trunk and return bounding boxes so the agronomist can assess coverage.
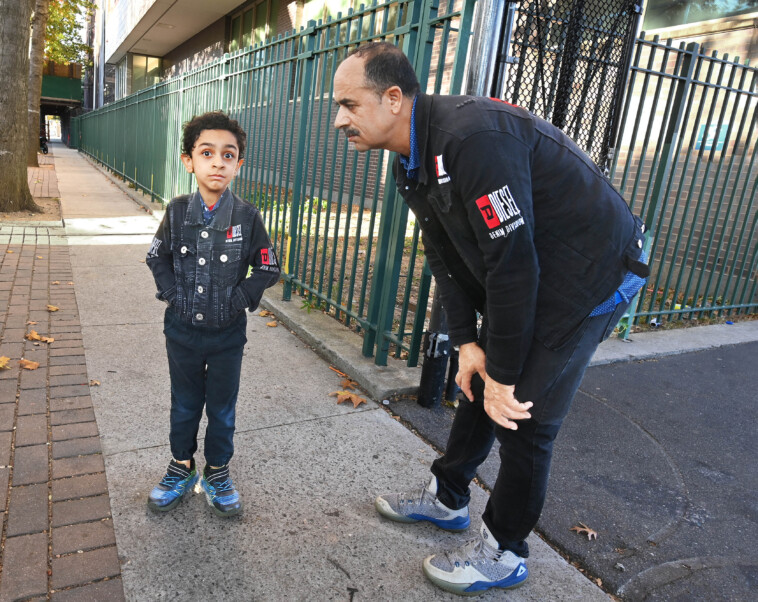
[28,0,51,167]
[0,0,40,213]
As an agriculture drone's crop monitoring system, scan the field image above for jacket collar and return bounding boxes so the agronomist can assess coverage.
[412,93,433,186]
[184,188,234,230]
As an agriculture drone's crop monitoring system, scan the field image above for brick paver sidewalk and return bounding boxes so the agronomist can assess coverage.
[27,151,60,200]
[0,229,125,600]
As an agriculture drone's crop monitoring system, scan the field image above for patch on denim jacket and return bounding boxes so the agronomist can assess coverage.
[147,238,162,257]
[226,224,242,242]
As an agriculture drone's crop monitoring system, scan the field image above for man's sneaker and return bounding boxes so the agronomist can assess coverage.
[375,476,470,531]
[147,459,198,512]
[201,464,242,517]
[422,522,528,596]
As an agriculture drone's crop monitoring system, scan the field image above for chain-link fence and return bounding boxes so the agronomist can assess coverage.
[498,0,642,170]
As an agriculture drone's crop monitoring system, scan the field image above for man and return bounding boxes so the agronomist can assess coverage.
[333,42,648,596]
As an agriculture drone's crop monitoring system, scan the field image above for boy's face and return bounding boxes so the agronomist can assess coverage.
[181,129,244,205]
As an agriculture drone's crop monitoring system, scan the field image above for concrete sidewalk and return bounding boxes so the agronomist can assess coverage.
[1,144,609,599]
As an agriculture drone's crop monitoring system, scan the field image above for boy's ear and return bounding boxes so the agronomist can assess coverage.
[180,153,193,173]
[235,158,244,172]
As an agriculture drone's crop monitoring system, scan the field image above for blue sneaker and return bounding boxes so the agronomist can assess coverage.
[148,459,198,512]
[375,476,470,531]
[201,464,242,517]
[422,523,528,596]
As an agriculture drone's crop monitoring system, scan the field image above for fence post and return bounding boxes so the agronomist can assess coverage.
[283,22,318,301]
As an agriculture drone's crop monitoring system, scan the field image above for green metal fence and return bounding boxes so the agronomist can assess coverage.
[611,34,757,328]
[71,15,756,366]
[72,0,473,367]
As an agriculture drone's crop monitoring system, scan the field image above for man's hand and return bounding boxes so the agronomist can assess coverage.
[483,376,533,430]
[455,342,486,402]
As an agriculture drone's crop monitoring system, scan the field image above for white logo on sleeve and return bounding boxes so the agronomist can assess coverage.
[475,185,525,240]
[435,155,451,184]
[147,238,162,257]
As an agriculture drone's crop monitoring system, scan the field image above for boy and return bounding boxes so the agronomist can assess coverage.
[146,111,279,517]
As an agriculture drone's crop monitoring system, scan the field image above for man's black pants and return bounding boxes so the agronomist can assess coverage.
[431,303,629,557]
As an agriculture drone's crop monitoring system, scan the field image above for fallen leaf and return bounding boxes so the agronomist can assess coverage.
[47,305,59,312]
[40,336,54,343]
[67,282,73,285]
[570,523,598,540]
[36,255,43,259]
[25,330,42,342]
[26,321,38,325]
[259,309,273,317]
[19,359,40,370]
[89,379,100,386]
[51,281,60,285]
[6,250,13,254]
[266,320,278,327]
[340,378,359,390]
[138,259,146,263]
[328,366,347,377]
[595,578,602,587]
[0,356,10,370]
[330,390,367,409]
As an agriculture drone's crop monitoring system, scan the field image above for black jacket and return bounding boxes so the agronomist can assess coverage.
[394,94,647,385]
[146,189,279,329]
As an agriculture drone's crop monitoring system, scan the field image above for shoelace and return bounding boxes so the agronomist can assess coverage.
[400,483,432,507]
[207,476,235,494]
[447,537,502,568]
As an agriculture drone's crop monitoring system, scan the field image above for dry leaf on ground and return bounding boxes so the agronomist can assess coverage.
[67,282,73,285]
[26,321,37,325]
[46,305,59,312]
[0,356,10,370]
[570,523,598,540]
[6,250,13,254]
[329,390,367,409]
[51,281,60,285]
[266,321,278,327]
[19,359,40,370]
[259,309,273,317]
[340,378,359,390]
[138,259,145,263]
[36,255,43,259]
[89,379,100,386]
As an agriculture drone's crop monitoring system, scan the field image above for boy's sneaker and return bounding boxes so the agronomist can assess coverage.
[375,476,470,531]
[422,523,528,596]
[201,464,242,517]
[147,459,198,512]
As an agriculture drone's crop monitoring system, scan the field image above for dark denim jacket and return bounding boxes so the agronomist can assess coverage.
[146,189,280,329]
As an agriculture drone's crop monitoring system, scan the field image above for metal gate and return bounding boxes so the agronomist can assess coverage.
[496,0,642,171]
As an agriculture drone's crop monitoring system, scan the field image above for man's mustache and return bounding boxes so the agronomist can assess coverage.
[343,128,360,138]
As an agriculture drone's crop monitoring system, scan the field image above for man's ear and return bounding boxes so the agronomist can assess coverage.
[180,153,193,173]
[385,85,404,114]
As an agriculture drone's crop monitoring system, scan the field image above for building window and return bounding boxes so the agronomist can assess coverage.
[132,54,161,92]
[229,0,281,52]
[303,0,354,23]
[643,0,758,30]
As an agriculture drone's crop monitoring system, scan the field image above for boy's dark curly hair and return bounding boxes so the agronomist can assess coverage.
[182,111,247,158]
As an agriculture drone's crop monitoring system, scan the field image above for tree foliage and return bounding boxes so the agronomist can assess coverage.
[45,0,94,65]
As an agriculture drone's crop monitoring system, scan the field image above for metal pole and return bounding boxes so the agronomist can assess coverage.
[418,0,507,409]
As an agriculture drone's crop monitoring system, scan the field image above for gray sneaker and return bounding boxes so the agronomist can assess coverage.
[423,523,528,596]
[375,476,470,531]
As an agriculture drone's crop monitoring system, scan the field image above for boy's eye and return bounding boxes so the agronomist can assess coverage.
[224,152,235,159]
[202,150,212,157]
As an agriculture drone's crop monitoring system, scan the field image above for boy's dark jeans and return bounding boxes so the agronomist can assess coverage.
[431,302,629,558]
[164,309,247,467]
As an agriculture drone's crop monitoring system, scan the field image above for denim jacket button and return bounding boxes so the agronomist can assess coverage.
[180,246,187,254]
[220,254,228,262]
[196,313,204,320]
[197,285,204,293]
[201,231,209,239]
[198,257,206,265]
